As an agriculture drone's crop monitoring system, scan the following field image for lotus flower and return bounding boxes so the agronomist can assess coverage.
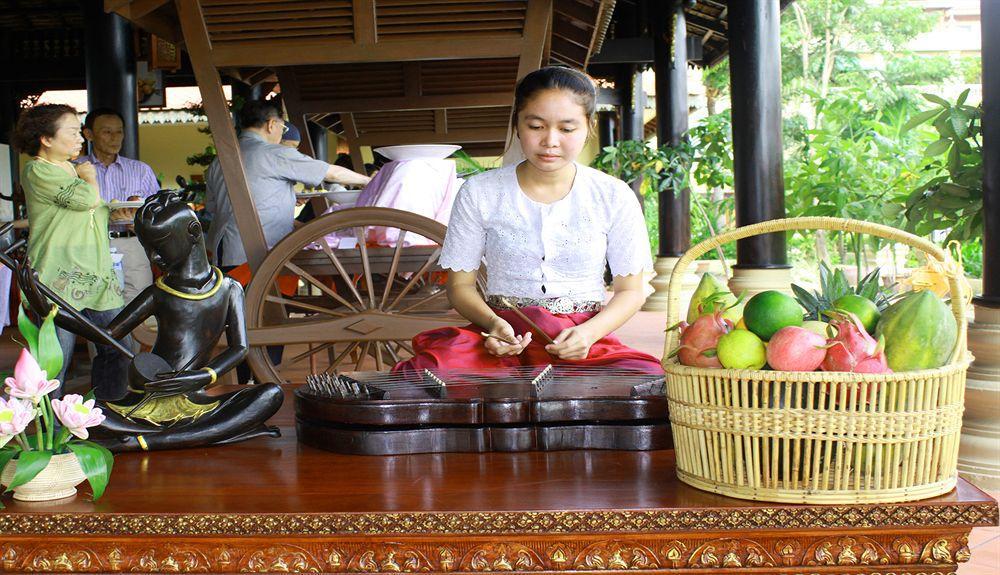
[0,397,34,448]
[51,395,105,440]
[4,349,60,404]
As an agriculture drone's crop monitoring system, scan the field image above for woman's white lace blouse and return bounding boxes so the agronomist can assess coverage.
[439,163,652,302]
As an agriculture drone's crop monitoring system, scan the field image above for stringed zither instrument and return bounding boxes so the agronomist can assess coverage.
[294,365,670,455]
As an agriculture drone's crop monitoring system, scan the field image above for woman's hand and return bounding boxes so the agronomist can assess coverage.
[545,325,598,360]
[484,315,532,357]
[74,161,97,184]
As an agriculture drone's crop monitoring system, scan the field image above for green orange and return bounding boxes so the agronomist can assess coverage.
[743,290,804,341]
[832,294,881,334]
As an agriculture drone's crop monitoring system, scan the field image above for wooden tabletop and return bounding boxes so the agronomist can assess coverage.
[1,387,996,537]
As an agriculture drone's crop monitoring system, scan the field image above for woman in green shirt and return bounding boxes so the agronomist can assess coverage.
[11,104,130,400]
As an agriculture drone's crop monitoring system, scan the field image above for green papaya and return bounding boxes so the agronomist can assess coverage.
[686,273,743,324]
[874,290,958,372]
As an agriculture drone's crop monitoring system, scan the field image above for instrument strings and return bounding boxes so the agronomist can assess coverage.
[306,365,665,395]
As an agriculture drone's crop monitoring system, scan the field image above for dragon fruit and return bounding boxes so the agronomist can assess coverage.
[673,312,734,368]
[821,311,892,374]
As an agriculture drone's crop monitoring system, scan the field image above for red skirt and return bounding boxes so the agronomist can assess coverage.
[393,306,663,376]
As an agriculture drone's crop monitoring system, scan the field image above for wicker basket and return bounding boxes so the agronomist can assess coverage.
[663,217,970,504]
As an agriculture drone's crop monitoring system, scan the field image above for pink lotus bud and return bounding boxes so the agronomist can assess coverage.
[4,349,60,404]
[51,394,105,440]
[0,397,34,448]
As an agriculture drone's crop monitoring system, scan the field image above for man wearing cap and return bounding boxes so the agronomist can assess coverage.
[205,100,369,268]
[82,108,160,304]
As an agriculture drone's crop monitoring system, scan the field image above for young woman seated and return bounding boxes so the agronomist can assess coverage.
[394,66,662,375]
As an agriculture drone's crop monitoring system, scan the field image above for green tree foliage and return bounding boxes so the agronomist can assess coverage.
[784,85,930,271]
[885,54,955,86]
[781,0,936,101]
[701,59,730,115]
[901,90,983,242]
[959,55,982,84]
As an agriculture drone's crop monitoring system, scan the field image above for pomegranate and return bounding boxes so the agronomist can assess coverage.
[673,312,733,368]
[767,326,827,372]
[821,311,892,374]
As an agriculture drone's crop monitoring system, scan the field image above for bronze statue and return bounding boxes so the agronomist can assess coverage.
[14,191,283,452]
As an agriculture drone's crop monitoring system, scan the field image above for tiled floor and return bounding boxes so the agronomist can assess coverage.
[3,308,997,572]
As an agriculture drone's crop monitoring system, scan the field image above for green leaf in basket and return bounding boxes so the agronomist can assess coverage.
[66,442,113,501]
[0,446,20,478]
[4,450,51,492]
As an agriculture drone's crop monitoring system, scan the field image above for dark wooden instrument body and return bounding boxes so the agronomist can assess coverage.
[294,370,671,455]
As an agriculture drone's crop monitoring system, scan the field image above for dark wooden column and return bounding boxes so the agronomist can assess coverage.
[83,0,138,159]
[308,122,328,162]
[980,0,999,307]
[728,0,787,268]
[652,0,690,258]
[597,110,617,148]
[617,65,645,142]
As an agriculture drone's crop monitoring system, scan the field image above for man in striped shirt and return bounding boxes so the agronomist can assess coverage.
[82,108,160,304]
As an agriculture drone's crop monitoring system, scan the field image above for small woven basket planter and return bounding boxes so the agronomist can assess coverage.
[663,217,970,504]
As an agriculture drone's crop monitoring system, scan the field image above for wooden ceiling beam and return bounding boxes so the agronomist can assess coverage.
[106,1,182,43]
[553,0,592,24]
[298,92,513,114]
[353,0,376,45]
[685,13,728,37]
[516,0,553,82]
[354,128,507,147]
[124,0,171,19]
[210,36,522,68]
[177,0,268,272]
[340,113,367,174]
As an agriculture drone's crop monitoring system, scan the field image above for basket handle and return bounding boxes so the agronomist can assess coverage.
[663,216,967,366]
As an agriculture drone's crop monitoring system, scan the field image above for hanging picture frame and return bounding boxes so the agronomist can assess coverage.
[151,34,181,71]
[137,61,165,108]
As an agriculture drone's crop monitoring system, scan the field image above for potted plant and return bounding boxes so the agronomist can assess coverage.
[0,307,113,504]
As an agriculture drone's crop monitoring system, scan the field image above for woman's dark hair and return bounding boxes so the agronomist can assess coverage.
[511,66,597,129]
[11,104,78,156]
[239,99,283,130]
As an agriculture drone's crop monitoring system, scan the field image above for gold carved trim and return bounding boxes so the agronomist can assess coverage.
[0,532,976,573]
[0,503,995,536]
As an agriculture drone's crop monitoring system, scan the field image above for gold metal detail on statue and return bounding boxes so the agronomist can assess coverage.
[155,267,224,300]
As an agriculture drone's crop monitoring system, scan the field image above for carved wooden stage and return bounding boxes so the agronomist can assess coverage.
[0,387,996,574]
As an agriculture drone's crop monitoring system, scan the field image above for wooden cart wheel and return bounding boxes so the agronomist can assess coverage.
[245,207,482,383]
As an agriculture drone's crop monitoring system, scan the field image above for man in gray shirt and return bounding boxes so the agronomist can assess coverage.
[205,100,369,267]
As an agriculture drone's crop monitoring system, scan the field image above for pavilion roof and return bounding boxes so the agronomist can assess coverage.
[109,0,617,155]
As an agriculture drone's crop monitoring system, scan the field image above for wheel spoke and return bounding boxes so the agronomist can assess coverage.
[354,341,372,371]
[264,295,349,318]
[395,340,415,356]
[319,239,367,307]
[385,247,442,311]
[355,227,377,309]
[383,342,401,364]
[396,286,449,314]
[285,342,336,366]
[373,341,384,371]
[379,230,408,310]
[283,261,359,313]
[326,341,360,373]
